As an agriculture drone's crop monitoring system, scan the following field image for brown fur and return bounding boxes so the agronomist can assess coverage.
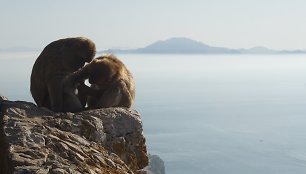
[30,37,96,112]
[73,54,135,109]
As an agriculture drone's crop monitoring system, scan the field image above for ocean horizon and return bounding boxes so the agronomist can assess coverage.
[2,52,306,173]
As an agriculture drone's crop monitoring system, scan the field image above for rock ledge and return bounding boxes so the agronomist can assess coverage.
[0,99,148,174]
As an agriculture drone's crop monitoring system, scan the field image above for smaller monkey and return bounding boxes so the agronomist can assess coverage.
[70,54,135,109]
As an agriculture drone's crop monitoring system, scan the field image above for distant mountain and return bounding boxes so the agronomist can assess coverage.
[103,37,238,54]
[239,47,306,54]
[135,37,238,54]
[277,49,306,54]
[238,46,276,54]
[102,37,306,54]
[2,38,305,54]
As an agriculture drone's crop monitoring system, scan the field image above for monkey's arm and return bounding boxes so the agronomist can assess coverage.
[63,65,91,107]
[67,64,91,85]
[78,83,104,96]
[77,83,88,107]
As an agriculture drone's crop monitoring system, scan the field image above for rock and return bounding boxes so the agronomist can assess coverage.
[0,95,8,101]
[145,154,166,174]
[0,100,148,174]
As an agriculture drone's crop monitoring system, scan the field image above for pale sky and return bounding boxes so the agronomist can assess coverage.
[1,0,306,50]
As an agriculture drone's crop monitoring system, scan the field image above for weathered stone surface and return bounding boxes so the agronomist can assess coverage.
[0,99,148,174]
[0,95,8,101]
[146,154,166,174]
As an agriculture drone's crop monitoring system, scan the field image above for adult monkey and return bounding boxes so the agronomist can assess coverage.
[30,37,96,112]
[70,54,135,109]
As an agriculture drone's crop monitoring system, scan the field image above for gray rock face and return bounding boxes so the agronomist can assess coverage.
[145,154,166,174]
[0,99,148,174]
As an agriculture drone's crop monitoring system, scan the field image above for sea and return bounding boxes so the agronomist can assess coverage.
[2,52,306,174]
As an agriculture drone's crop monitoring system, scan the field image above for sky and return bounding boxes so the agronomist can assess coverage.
[1,0,306,51]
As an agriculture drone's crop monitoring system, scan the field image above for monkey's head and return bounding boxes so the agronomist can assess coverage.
[74,37,96,63]
[61,37,96,70]
[88,56,120,86]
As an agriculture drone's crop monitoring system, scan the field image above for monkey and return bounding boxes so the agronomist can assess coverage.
[30,37,96,112]
[87,54,135,109]
[68,54,135,109]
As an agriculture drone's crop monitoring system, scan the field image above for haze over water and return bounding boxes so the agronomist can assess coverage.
[2,52,306,173]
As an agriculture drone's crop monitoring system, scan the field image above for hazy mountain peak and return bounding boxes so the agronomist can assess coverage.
[249,46,272,51]
[101,37,306,54]
[161,37,204,44]
[147,37,208,48]
[135,37,237,54]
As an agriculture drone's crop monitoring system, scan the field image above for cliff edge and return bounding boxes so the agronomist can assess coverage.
[0,96,148,174]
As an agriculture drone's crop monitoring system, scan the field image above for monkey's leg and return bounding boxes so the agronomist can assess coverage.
[119,83,134,108]
[63,92,83,112]
[47,79,64,112]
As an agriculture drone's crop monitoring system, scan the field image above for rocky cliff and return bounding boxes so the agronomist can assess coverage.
[145,155,165,174]
[0,96,149,174]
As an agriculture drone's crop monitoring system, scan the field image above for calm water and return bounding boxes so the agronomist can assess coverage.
[2,52,306,173]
